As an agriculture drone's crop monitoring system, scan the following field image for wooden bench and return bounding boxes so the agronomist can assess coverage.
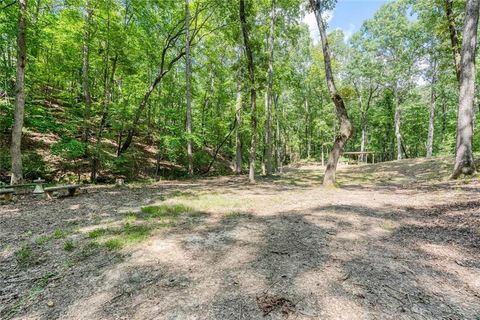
[0,188,14,201]
[44,185,81,200]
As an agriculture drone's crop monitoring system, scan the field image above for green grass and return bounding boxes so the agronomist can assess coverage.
[104,239,122,251]
[53,228,68,239]
[140,204,191,218]
[63,240,75,251]
[88,228,107,239]
[16,245,33,265]
[34,235,51,246]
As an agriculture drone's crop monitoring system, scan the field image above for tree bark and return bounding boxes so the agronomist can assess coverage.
[445,0,462,82]
[10,0,27,185]
[311,1,355,187]
[264,0,275,176]
[82,1,92,144]
[239,0,257,183]
[394,88,402,160]
[451,0,480,178]
[426,59,437,158]
[185,0,193,175]
[235,76,243,174]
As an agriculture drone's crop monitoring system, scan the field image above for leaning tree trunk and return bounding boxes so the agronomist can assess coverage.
[451,0,480,178]
[312,2,354,187]
[264,0,275,176]
[10,0,27,185]
[240,0,257,183]
[185,0,193,175]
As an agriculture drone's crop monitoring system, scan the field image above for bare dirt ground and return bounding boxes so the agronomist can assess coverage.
[1,158,480,319]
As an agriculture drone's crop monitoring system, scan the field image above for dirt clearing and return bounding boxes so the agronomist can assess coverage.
[1,158,479,319]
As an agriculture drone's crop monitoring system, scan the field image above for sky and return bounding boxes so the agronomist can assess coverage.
[304,0,391,43]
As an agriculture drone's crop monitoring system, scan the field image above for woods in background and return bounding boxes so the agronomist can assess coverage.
[0,0,478,184]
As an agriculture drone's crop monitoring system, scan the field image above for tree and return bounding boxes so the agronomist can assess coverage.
[264,0,275,176]
[239,0,257,183]
[10,0,27,185]
[185,0,193,175]
[451,0,480,178]
[310,0,354,186]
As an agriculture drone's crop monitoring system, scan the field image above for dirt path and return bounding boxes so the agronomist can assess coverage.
[1,159,479,319]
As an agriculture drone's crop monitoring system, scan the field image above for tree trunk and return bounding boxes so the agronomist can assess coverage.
[394,88,402,160]
[264,0,275,176]
[360,114,367,162]
[426,60,437,158]
[312,2,355,187]
[240,0,257,183]
[10,0,27,185]
[235,76,243,174]
[445,0,462,82]
[451,0,480,178]
[185,0,193,175]
[82,2,92,144]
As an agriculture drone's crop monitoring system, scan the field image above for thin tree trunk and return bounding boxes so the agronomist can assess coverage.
[451,0,480,178]
[235,76,243,174]
[82,2,92,145]
[445,0,461,82]
[239,0,257,183]
[311,1,355,187]
[426,60,437,158]
[275,94,283,173]
[394,88,402,160]
[360,114,367,162]
[264,0,275,176]
[10,0,27,185]
[185,0,193,175]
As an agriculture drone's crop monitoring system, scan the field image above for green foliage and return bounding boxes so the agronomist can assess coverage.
[104,239,122,251]
[51,137,85,160]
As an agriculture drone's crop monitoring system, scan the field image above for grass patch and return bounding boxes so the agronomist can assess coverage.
[63,240,75,251]
[34,235,51,246]
[141,204,191,218]
[53,228,68,239]
[88,228,107,239]
[16,245,33,266]
[104,239,122,251]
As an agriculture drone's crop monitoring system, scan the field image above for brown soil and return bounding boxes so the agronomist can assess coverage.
[1,158,479,319]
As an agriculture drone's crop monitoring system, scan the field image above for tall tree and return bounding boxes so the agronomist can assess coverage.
[264,0,275,176]
[10,0,27,185]
[239,0,257,183]
[310,0,354,186]
[82,1,92,145]
[444,0,462,82]
[451,0,480,178]
[185,0,193,175]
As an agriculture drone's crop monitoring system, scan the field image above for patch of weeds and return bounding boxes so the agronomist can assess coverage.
[188,211,208,219]
[53,228,68,239]
[63,240,75,251]
[141,204,191,218]
[123,223,151,242]
[123,213,137,224]
[34,235,51,246]
[104,239,122,251]
[88,228,107,239]
[16,245,33,266]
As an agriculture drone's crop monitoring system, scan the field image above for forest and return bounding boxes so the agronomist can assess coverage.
[1,0,480,319]
[0,0,478,184]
